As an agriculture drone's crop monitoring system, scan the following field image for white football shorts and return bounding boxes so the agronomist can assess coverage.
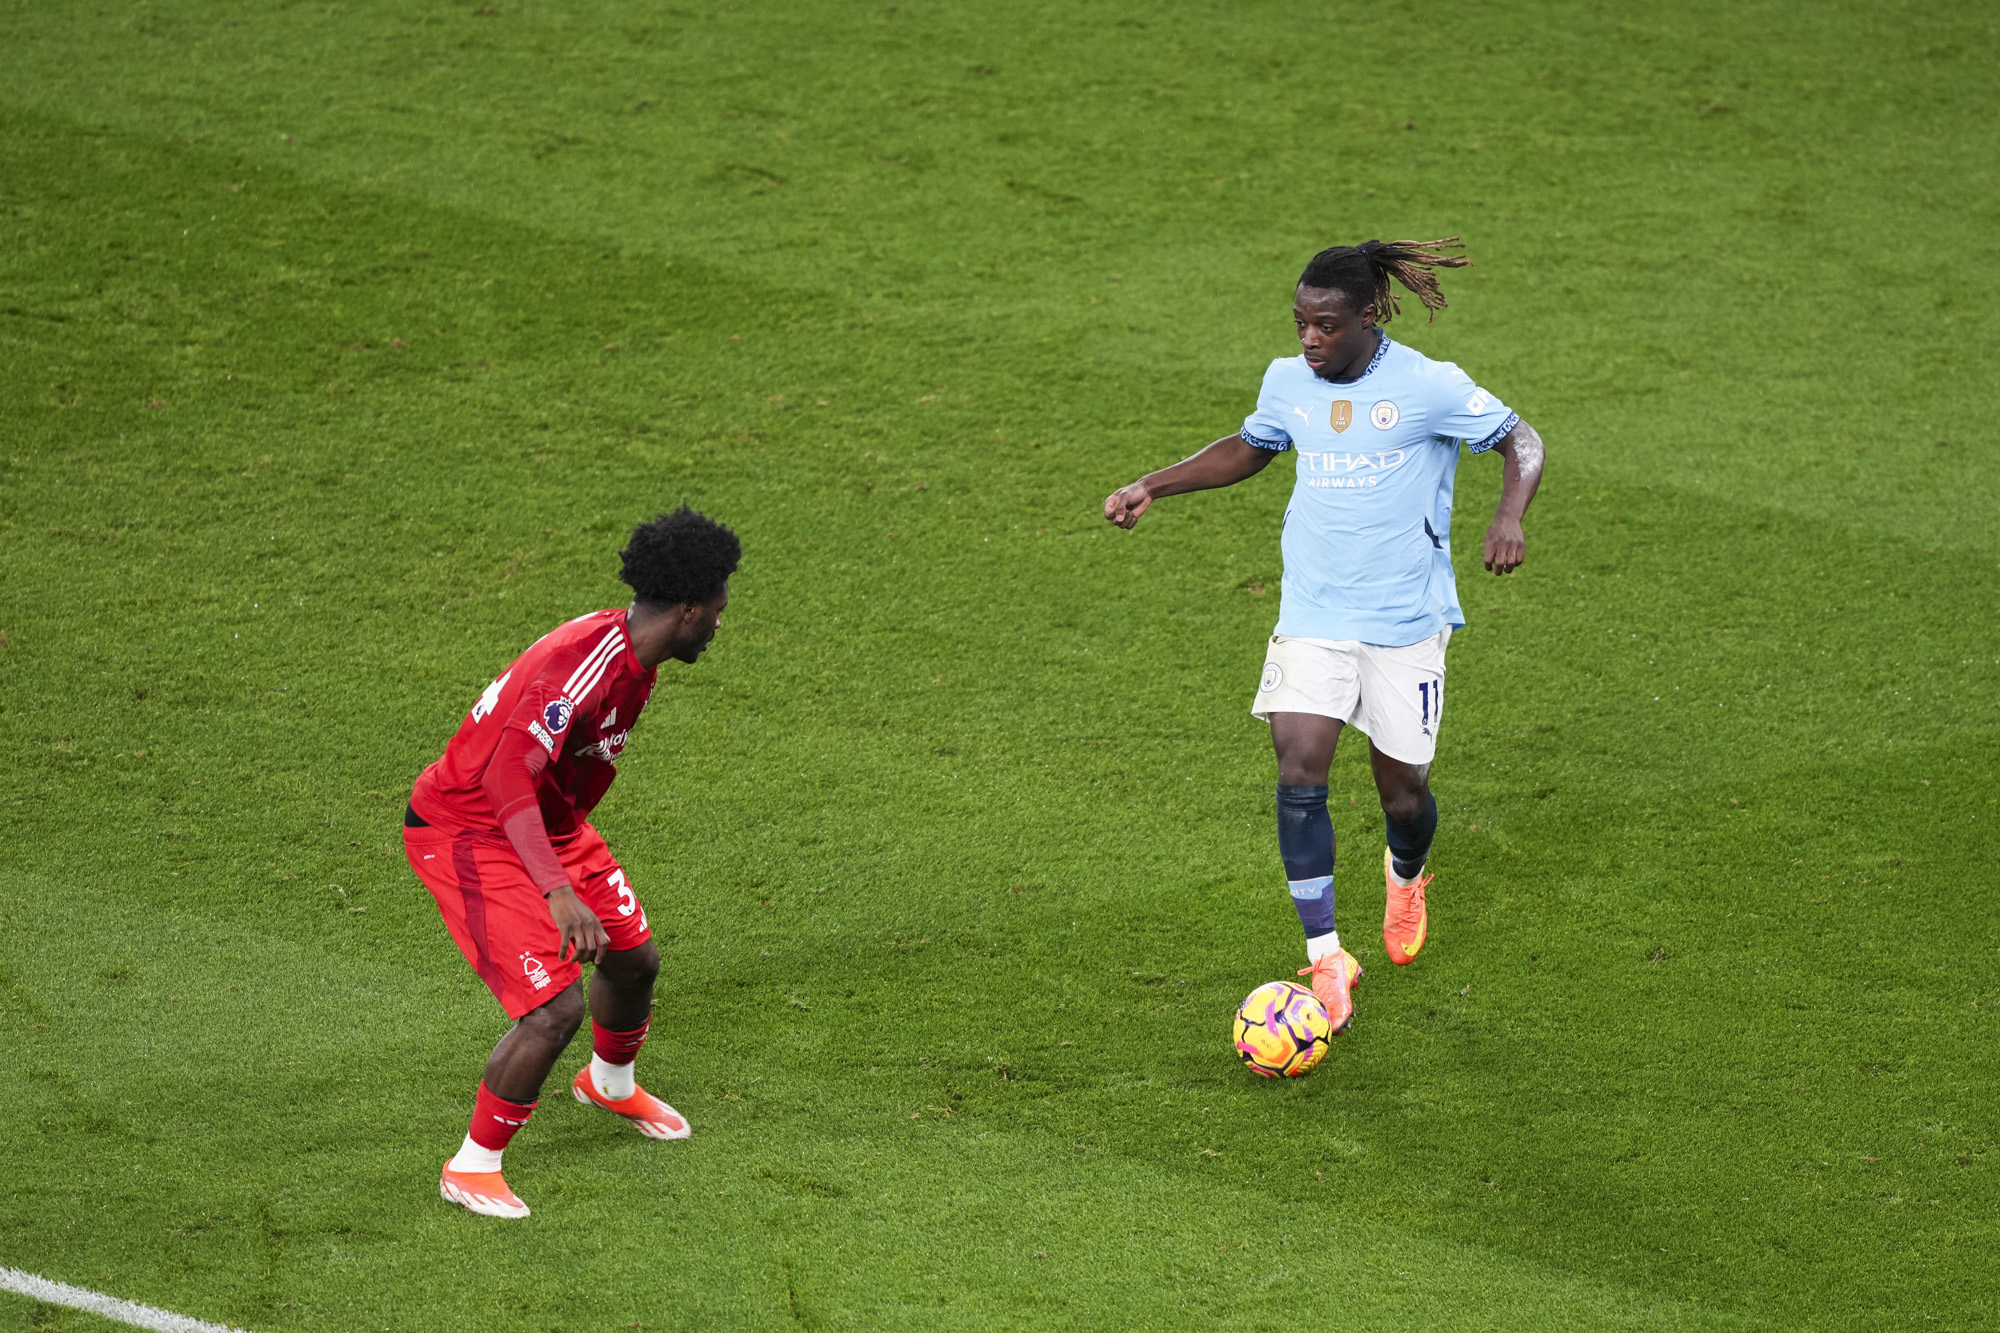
[1249,628,1451,765]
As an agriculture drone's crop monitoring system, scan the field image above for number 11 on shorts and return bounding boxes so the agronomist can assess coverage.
[1419,677,1441,735]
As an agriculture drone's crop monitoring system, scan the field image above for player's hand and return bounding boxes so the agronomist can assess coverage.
[1104,481,1153,529]
[546,885,611,965]
[1482,516,1526,574]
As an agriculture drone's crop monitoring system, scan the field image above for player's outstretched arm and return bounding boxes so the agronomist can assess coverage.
[1482,419,1545,575]
[1104,434,1277,529]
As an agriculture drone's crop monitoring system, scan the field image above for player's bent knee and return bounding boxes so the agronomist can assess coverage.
[1380,790,1428,826]
[599,939,660,988]
[524,981,587,1040]
[1278,760,1331,787]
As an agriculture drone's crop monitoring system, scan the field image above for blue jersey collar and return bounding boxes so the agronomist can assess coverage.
[1312,332,1393,386]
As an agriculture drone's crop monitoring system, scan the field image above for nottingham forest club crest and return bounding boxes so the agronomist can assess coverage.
[1329,400,1353,433]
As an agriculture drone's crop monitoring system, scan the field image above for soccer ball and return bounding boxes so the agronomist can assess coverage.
[1233,980,1332,1078]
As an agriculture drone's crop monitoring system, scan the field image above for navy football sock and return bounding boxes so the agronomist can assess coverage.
[1385,791,1439,881]
[1275,784,1337,938]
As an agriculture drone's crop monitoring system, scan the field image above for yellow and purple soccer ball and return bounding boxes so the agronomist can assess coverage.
[1233,980,1332,1077]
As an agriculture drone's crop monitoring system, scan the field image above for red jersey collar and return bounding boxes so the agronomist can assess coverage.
[610,607,649,674]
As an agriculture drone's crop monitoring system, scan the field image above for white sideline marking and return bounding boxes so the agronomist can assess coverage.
[0,1267,253,1332]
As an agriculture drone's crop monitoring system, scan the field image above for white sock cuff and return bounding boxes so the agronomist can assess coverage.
[1388,849,1428,887]
[447,1133,504,1174]
[590,1052,637,1100]
[1305,930,1342,963]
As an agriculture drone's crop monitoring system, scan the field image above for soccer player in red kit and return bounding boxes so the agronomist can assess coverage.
[403,507,740,1219]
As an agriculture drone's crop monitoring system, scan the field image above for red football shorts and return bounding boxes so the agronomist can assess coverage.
[403,821,651,1018]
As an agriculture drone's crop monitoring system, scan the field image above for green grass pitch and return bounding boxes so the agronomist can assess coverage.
[2,1,1997,1328]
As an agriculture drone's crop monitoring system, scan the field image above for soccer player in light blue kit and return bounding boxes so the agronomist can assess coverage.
[1103,238,1544,1035]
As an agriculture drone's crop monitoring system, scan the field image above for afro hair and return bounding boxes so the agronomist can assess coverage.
[618,506,741,608]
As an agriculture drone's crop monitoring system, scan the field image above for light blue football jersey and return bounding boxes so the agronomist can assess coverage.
[1240,334,1518,646]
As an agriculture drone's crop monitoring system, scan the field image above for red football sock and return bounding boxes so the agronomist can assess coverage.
[468,1081,538,1152]
[592,1017,649,1066]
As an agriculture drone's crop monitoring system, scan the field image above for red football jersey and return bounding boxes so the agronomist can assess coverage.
[412,609,657,839]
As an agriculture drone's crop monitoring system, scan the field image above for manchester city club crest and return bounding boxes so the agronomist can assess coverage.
[1260,662,1284,693]
[1370,400,1400,429]
[1330,400,1353,433]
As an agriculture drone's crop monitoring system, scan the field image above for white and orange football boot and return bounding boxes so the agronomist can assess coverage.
[1382,846,1432,966]
[440,1163,530,1219]
[571,1067,691,1140]
[1298,947,1362,1035]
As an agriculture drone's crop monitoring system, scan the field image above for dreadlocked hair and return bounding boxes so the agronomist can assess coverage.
[1298,236,1471,323]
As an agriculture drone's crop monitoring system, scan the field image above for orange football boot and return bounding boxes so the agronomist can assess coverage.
[1382,845,1432,965]
[1298,947,1362,1035]
[440,1163,530,1219]
[571,1067,692,1140]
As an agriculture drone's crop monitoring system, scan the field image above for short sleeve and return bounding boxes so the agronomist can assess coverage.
[501,675,579,759]
[1240,362,1295,452]
[1426,362,1518,454]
